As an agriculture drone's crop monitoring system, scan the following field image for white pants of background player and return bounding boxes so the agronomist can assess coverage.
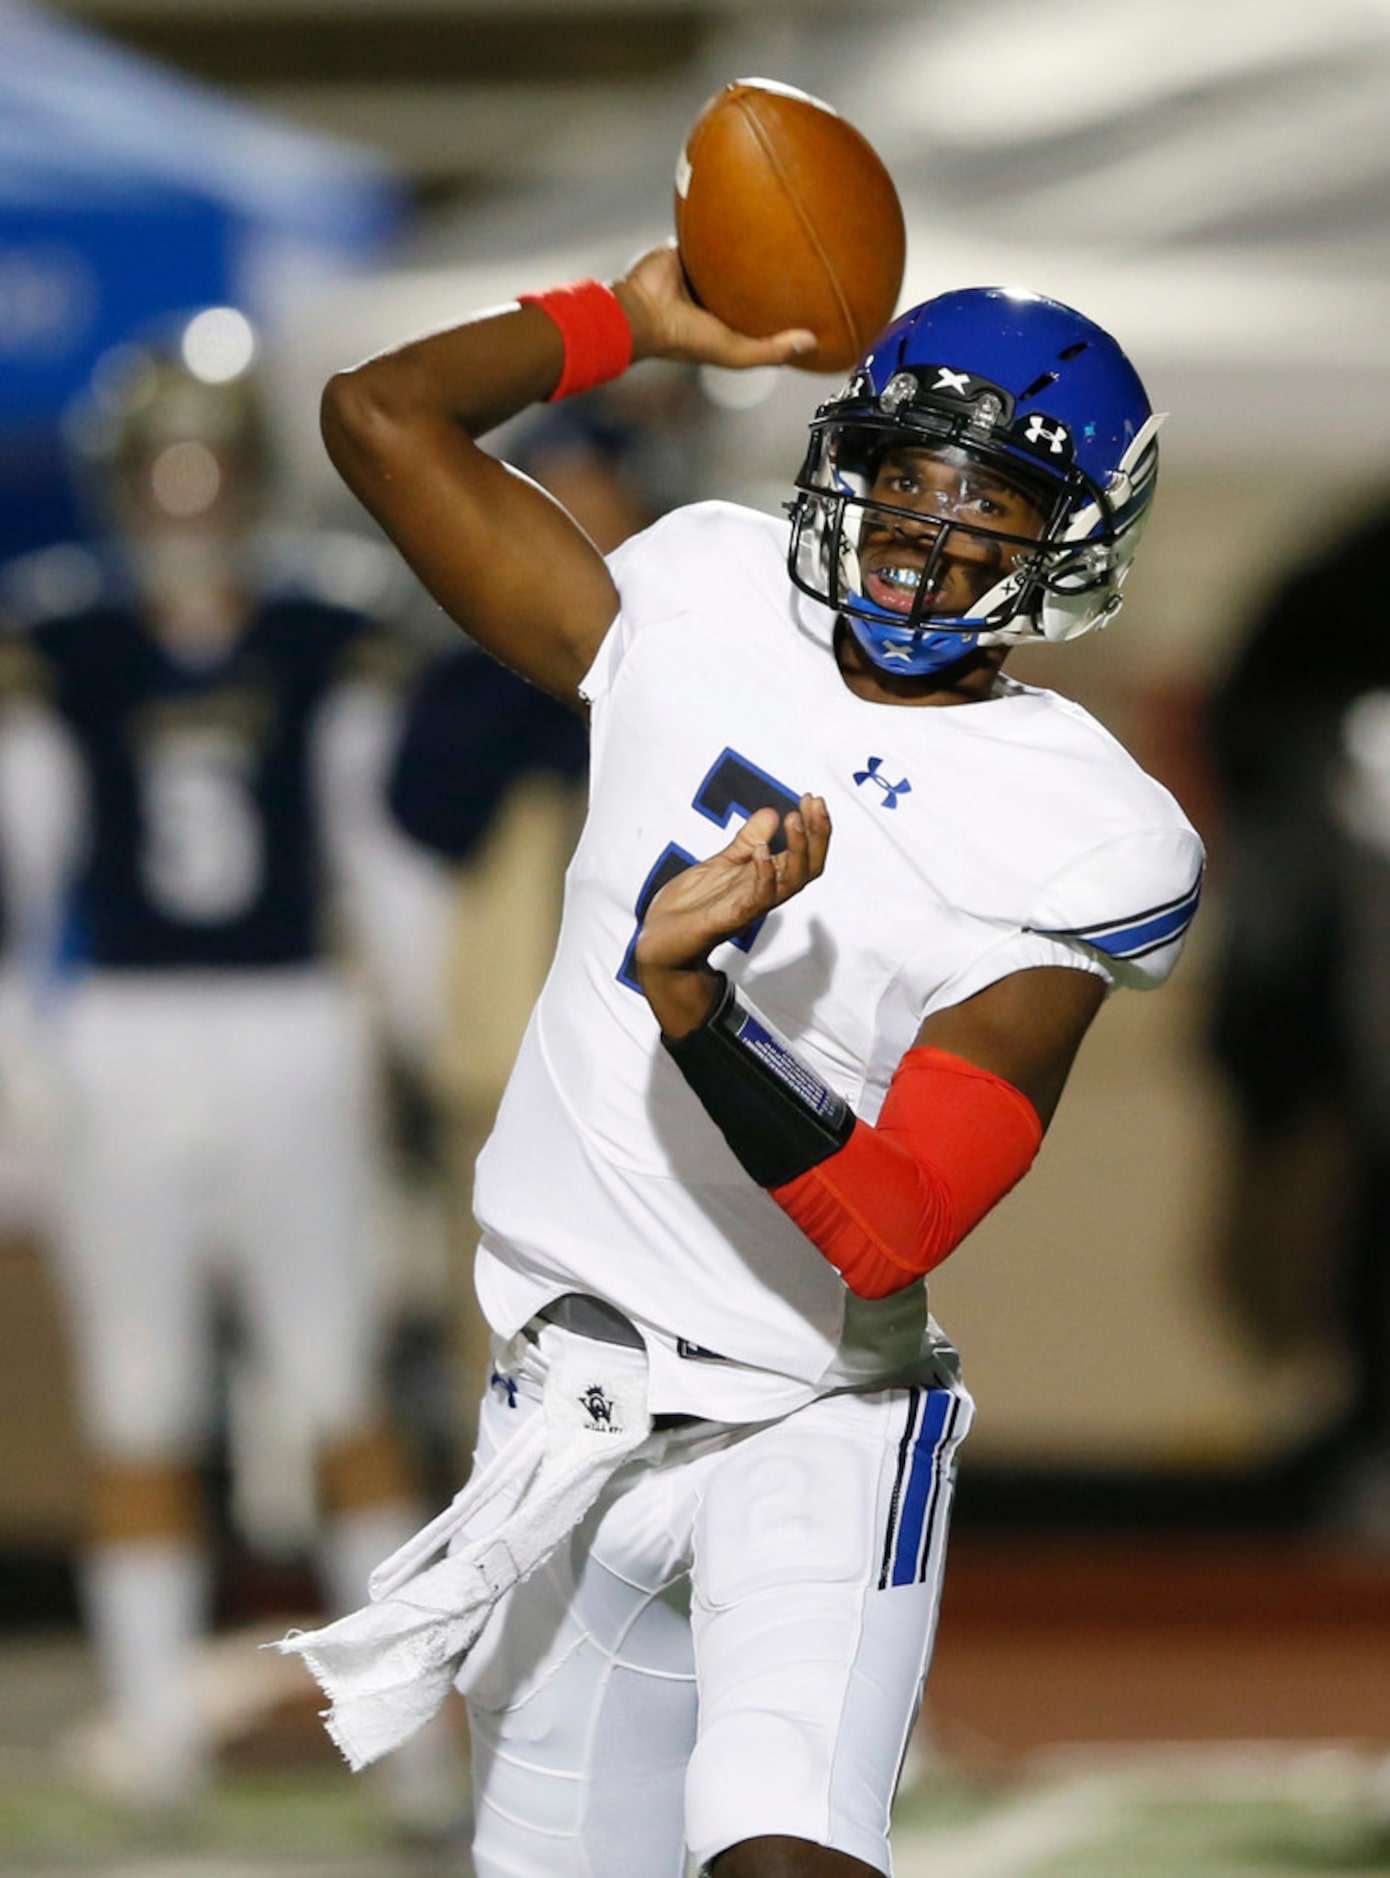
[49,969,423,1801]
[461,1331,973,1877]
[52,969,383,1458]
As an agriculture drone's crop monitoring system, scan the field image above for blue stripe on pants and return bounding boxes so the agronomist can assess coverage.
[890,1389,952,1587]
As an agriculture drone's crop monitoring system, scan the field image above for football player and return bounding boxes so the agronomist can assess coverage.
[0,311,458,1816]
[293,245,1203,1876]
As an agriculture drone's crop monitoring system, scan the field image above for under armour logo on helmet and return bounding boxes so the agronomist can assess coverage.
[1023,414,1070,455]
[933,368,972,395]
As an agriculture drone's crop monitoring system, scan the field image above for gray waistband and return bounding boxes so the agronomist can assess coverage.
[532,1292,646,1349]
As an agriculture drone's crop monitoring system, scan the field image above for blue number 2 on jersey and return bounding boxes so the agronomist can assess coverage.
[617,746,803,991]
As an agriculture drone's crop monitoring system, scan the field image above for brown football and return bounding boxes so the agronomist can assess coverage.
[674,78,906,374]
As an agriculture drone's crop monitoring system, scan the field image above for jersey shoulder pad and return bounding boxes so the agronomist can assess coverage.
[0,545,138,699]
[607,500,785,599]
[335,621,421,691]
[1026,821,1206,990]
[584,502,788,704]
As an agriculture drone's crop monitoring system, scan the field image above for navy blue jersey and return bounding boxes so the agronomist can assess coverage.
[388,645,588,864]
[20,597,407,971]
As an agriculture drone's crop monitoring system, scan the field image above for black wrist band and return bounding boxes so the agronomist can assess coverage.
[662,974,855,1187]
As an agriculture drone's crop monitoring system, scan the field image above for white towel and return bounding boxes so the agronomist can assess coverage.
[273,1325,658,1770]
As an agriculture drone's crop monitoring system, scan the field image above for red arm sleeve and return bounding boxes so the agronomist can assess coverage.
[768,1045,1043,1300]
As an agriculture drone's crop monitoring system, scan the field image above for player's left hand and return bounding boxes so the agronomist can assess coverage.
[634,796,831,1034]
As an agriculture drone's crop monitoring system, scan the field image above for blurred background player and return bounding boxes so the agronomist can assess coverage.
[0,309,460,1819]
[1207,496,1390,1537]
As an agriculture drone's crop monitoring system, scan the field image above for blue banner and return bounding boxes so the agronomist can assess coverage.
[0,194,233,558]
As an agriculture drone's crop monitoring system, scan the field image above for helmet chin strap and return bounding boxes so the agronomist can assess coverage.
[944,566,1028,634]
[835,520,863,609]
[845,611,983,677]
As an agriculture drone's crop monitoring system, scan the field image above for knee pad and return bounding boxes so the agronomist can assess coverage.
[685,1710,829,1871]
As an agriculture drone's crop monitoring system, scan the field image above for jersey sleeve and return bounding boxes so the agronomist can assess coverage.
[580,504,766,708]
[915,821,1205,1029]
[578,515,678,709]
[575,596,634,710]
[1024,824,1206,990]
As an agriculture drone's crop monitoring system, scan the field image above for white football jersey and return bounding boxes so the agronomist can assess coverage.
[474,503,1204,1419]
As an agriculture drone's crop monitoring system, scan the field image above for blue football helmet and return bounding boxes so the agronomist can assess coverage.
[786,286,1163,678]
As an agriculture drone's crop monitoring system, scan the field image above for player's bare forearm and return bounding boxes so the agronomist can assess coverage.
[636,798,830,1037]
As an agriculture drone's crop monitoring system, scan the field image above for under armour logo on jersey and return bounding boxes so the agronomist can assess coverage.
[1023,413,1071,455]
[854,756,913,809]
[933,367,972,395]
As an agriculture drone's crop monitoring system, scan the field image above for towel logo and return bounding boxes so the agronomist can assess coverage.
[579,1383,618,1430]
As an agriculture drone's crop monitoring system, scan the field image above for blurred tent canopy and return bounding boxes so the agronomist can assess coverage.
[0,0,405,560]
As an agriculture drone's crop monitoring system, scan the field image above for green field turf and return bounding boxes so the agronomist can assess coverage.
[894,1746,1390,1878]
[2,1745,1389,1876]
[3,1628,1387,1878]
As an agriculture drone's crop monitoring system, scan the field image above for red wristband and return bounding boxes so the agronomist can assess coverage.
[517,279,633,402]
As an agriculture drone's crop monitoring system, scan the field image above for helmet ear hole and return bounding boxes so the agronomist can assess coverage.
[1037,505,1151,642]
[1046,544,1115,595]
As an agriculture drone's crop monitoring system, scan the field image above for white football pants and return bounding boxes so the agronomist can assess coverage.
[460,1334,972,1877]
[50,970,386,1459]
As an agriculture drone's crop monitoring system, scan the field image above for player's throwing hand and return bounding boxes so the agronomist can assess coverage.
[634,796,831,1036]
[615,243,817,372]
